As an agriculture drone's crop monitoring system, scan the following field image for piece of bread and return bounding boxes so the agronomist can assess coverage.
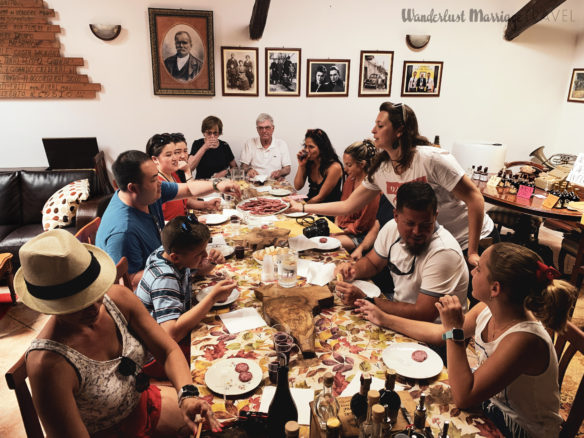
[336,273,343,282]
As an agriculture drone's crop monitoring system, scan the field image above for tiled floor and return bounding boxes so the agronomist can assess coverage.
[0,226,582,437]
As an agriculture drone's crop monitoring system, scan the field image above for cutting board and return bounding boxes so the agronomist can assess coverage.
[231,227,290,250]
[254,284,334,357]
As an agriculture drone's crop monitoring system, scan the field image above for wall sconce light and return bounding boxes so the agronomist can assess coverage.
[89,24,122,41]
[405,35,431,50]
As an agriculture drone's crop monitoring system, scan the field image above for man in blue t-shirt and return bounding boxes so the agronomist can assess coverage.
[96,149,240,289]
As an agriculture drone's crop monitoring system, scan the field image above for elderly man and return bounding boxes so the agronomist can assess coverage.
[329,65,344,92]
[96,148,240,289]
[335,182,468,323]
[164,30,202,81]
[240,113,291,179]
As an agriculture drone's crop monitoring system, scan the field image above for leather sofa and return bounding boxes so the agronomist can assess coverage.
[0,169,113,269]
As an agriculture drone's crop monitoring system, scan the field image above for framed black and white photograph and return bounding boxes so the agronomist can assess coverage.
[358,50,393,97]
[265,48,301,96]
[401,61,443,97]
[567,68,584,103]
[221,46,259,96]
[148,8,214,96]
[306,59,350,97]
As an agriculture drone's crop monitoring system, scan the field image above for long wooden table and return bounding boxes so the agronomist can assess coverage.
[474,179,584,284]
[189,208,504,437]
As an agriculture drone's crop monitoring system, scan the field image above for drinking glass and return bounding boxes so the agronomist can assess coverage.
[231,168,245,181]
[230,215,241,236]
[277,251,298,288]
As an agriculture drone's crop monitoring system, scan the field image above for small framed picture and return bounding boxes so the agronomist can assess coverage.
[148,8,215,96]
[221,46,259,96]
[265,48,301,96]
[401,61,443,97]
[358,51,393,97]
[306,59,350,97]
[567,68,584,103]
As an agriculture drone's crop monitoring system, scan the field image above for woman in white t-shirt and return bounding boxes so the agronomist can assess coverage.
[357,242,577,438]
[288,102,493,266]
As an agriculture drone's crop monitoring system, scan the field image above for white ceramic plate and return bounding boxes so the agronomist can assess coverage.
[284,211,308,218]
[199,213,229,225]
[236,197,290,216]
[270,188,292,197]
[382,342,443,380]
[308,236,341,251]
[196,286,240,307]
[204,358,262,396]
[352,280,381,298]
[208,244,235,258]
[222,209,244,219]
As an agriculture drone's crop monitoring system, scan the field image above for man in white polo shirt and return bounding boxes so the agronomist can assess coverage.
[240,113,291,180]
[335,181,468,323]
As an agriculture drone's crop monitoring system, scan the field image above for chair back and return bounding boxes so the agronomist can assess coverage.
[115,256,132,289]
[556,322,584,438]
[74,216,101,245]
[5,354,44,438]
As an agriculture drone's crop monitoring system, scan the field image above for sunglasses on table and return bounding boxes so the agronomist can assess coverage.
[117,356,150,393]
[387,237,416,276]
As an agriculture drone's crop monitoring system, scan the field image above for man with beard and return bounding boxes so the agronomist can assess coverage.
[335,182,468,322]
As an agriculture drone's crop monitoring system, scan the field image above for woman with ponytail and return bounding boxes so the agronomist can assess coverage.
[357,242,577,438]
[334,140,380,251]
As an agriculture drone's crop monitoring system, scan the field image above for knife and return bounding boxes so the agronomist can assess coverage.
[400,406,413,425]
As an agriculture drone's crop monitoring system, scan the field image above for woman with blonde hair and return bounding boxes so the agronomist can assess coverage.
[357,242,577,438]
[334,139,380,251]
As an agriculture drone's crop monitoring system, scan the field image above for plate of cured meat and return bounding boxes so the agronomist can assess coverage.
[382,342,443,380]
[236,197,289,216]
[204,358,262,396]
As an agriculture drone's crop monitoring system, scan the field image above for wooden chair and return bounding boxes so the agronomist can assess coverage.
[556,322,584,438]
[5,355,44,438]
[74,216,101,245]
[115,256,131,289]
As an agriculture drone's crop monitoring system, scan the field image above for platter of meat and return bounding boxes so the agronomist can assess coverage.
[236,197,289,216]
[204,358,262,396]
[381,342,443,380]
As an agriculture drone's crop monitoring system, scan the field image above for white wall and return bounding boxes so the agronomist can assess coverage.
[0,0,582,175]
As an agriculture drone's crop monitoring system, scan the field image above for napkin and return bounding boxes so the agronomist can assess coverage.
[288,235,319,252]
[339,371,405,397]
[259,386,314,425]
[255,185,273,193]
[254,174,268,183]
[220,308,267,333]
[296,260,335,286]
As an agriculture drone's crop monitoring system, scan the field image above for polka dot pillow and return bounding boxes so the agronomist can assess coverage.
[42,179,90,230]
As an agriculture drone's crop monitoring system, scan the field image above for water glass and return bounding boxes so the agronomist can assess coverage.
[230,215,241,236]
[277,251,298,288]
[231,168,245,181]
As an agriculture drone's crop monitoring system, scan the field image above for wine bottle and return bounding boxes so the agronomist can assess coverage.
[284,420,299,437]
[433,135,440,146]
[439,420,450,438]
[480,167,489,182]
[325,416,342,438]
[315,372,340,431]
[413,393,427,431]
[371,404,385,438]
[350,373,372,424]
[358,390,380,438]
[268,354,298,438]
[379,370,401,427]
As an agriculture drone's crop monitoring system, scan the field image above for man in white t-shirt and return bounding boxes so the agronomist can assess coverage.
[240,113,291,180]
[335,181,468,323]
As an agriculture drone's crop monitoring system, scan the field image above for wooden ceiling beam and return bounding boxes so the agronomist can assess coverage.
[505,0,567,40]
[249,0,270,40]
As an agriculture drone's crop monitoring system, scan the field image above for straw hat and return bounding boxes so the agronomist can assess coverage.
[14,229,116,315]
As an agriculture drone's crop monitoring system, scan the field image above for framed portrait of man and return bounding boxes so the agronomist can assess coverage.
[401,61,443,97]
[265,48,301,97]
[567,68,584,103]
[148,8,214,96]
[358,50,393,97]
[306,59,350,97]
[221,47,259,96]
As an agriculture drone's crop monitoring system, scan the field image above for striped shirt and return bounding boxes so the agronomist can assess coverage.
[136,247,192,324]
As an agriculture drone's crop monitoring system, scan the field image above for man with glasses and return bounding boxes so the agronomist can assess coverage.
[335,182,468,323]
[240,113,291,179]
[96,147,240,289]
[164,30,202,82]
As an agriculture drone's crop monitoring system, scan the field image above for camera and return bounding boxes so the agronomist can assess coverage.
[303,218,329,238]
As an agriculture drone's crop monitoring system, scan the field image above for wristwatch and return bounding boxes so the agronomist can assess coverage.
[442,328,465,342]
[212,178,220,191]
[364,296,375,304]
[177,384,199,406]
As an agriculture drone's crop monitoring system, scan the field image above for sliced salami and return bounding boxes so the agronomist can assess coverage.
[239,371,253,382]
[235,362,249,373]
[411,350,428,362]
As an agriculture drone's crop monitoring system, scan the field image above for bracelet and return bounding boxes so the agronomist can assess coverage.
[186,176,193,182]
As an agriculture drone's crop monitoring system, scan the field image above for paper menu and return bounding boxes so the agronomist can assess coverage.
[219,308,267,333]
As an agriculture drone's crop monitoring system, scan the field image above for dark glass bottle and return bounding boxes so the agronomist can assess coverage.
[433,135,440,146]
[268,355,298,438]
[350,373,372,425]
[379,370,401,427]
[439,420,450,438]
[413,393,427,432]
[325,417,342,438]
[285,420,299,437]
